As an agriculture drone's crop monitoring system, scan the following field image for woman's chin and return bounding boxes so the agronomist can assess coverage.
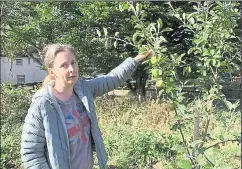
[66,78,78,84]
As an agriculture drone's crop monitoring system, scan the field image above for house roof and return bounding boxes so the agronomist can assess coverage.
[1,54,44,66]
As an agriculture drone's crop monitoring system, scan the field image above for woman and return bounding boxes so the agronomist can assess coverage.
[20,44,152,169]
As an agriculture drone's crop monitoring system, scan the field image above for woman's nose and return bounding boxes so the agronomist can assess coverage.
[68,64,74,72]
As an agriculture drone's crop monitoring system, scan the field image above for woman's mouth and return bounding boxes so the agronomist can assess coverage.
[68,76,76,79]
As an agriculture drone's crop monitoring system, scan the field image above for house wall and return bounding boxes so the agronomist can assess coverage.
[1,57,47,84]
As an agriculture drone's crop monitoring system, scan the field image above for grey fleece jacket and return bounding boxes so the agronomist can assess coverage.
[20,57,138,169]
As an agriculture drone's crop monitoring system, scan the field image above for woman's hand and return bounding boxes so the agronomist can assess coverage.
[134,49,153,63]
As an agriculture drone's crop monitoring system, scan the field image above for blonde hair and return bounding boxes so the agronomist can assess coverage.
[41,44,77,88]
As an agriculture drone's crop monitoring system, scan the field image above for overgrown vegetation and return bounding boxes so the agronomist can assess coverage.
[1,84,31,169]
[1,85,240,169]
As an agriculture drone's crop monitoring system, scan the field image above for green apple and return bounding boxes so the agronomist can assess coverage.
[156,80,163,87]
[151,56,158,64]
[151,69,160,78]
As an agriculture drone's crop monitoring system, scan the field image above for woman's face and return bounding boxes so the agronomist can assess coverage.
[49,50,79,86]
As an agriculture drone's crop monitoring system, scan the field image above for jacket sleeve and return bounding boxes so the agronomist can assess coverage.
[85,57,138,97]
[20,99,50,169]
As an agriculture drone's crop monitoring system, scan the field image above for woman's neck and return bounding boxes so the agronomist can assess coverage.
[53,83,74,102]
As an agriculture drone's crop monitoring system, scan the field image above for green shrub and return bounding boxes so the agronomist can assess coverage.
[1,83,31,169]
[110,131,178,169]
[1,124,23,169]
[124,131,165,168]
[1,83,31,126]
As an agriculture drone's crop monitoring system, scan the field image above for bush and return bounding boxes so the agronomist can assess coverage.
[1,124,23,169]
[121,131,177,169]
[1,83,31,169]
[1,83,31,126]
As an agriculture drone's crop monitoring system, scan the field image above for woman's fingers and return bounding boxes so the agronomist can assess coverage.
[134,49,154,62]
[144,49,153,57]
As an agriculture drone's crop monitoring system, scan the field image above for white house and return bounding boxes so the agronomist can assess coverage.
[1,56,47,85]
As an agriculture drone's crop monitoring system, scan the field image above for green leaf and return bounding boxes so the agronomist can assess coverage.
[224,100,233,110]
[105,40,108,49]
[202,70,207,76]
[123,3,129,10]
[149,23,157,32]
[187,66,191,73]
[131,15,138,22]
[159,36,167,43]
[175,115,183,121]
[212,59,216,66]
[210,49,215,55]
[115,32,119,37]
[134,24,142,29]
[203,49,210,56]
[182,13,186,20]
[187,13,195,20]
[132,32,141,43]
[103,27,108,36]
[141,13,147,19]
[232,100,240,110]
[215,1,223,6]
[198,147,206,154]
[160,47,167,52]
[214,55,221,59]
[130,5,136,14]
[171,144,184,151]
[174,14,180,19]
[183,114,194,119]
[205,59,210,67]
[136,3,141,15]
[188,17,195,24]
[187,48,194,55]
[190,140,203,148]
[114,41,117,48]
[158,90,164,97]
[139,47,147,54]
[177,104,186,114]
[96,29,101,37]
[177,160,192,169]
[218,134,225,141]
[162,28,173,32]
[118,4,124,12]
[157,18,163,30]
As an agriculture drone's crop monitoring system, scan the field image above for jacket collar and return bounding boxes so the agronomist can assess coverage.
[32,80,90,111]
[32,80,84,102]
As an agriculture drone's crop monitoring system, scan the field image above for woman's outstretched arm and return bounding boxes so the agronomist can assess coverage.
[85,50,152,97]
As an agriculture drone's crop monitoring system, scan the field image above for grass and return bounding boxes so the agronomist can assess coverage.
[93,95,241,169]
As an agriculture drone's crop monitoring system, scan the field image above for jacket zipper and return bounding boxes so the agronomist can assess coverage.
[50,101,71,169]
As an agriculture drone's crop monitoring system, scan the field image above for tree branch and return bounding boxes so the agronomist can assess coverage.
[23,50,43,66]
[205,139,240,151]
[174,107,197,168]
[108,37,135,47]
[199,118,210,148]
[7,23,41,51]
[203,153,215,167]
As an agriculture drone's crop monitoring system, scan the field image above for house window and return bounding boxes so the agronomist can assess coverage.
[28,58,31,64]
[16,59,23,65]
[17,75,25,84]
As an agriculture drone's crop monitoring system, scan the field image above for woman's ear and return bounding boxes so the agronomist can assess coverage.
[48,68,53,75]
[48,68,56,79]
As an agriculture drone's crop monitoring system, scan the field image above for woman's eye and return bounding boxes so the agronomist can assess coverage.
[71,61,77,65]
[61,63,68,68]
